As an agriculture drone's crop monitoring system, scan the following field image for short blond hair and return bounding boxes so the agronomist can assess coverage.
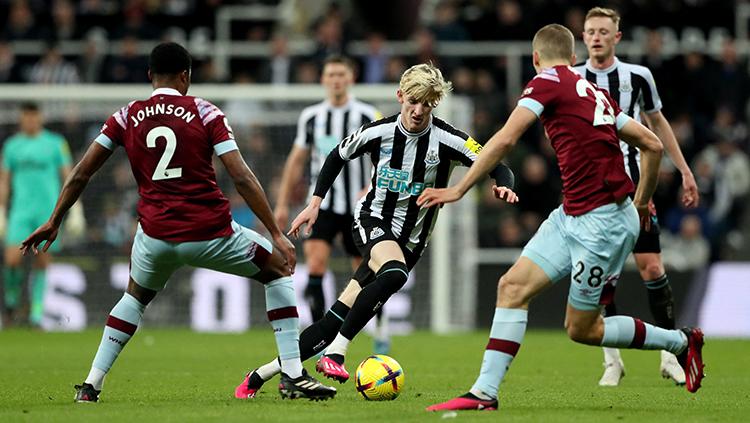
[585,7,620,30]
[399,63,452,108]
[532,24,575,62]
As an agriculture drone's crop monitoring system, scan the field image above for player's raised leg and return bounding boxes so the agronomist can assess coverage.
[317,240,408,383]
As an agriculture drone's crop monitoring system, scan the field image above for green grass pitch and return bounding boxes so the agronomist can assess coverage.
[0,329,747,422]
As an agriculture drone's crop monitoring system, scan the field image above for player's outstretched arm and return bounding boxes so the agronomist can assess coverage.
[642,110,699,208]
[275,145,309,229]
[618,118,664,224]
[288,147,347,238]
[219,150,296,271]
[417,106,536,208]
[21,142,113,255]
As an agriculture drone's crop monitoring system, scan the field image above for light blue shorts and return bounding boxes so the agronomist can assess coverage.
[521,199,639,311]
[130,221,273,291]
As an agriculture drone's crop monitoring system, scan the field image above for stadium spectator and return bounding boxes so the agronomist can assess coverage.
[694,122,750,259]
[2,1,46,41]
[661,215,710,271]
[715,40,750,128]
[257,33,294,85]
[104,35,149,83]
[28,44,80,84]
[52,0,81,41]
[0,41,23,83]
[362,32,390,83]
[429,1,470,41]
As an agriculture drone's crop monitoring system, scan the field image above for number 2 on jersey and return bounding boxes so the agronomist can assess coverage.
[146,126,182,180]
[575,79,615,126]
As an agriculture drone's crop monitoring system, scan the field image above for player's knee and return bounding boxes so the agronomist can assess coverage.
[565,321,599,345]
[497,274,528,308]
[639,262,664,281]
[376,260,409,297]
[255,250,291,283]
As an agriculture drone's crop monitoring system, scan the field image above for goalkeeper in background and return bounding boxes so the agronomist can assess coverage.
[0,102,85,328]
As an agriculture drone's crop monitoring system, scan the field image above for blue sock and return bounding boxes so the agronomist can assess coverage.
[87,293,146,390]
[471,308,527,399]
[265,276,302,378]
[602,316,686,354]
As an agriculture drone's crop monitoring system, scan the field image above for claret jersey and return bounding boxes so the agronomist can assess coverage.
[96,87,238,242]
[517,65,635,215]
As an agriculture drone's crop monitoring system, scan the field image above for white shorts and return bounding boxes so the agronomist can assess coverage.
[130,221,273,291]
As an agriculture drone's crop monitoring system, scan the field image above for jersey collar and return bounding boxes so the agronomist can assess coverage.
[397,113,432,138]
[585,56,620,74]
[151,87,182,97]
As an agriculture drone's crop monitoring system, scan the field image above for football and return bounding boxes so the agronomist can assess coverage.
[354,355,405,401]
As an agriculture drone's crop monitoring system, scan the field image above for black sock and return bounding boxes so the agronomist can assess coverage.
[645,274,675,329]
[305,274,325,322]
[298,300,350,360]
[339,261,408,340]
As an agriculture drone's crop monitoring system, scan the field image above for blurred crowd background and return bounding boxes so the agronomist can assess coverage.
[0,0,748,272]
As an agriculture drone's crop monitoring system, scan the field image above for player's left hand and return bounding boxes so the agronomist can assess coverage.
[20,221,59,255]
[417,187,461,208]
[492,185,519,203]
[681,171,700,208]
[634,201,652,232]
[273,233,297,274]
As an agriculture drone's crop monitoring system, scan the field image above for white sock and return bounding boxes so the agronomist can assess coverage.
[603,347,622,365]
[257,358,281,381]
[280,359,303,378]
[85,367,106,391]
[325,333,351,357]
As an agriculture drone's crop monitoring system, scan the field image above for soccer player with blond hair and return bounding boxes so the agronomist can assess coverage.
[423,23,704,411]
[234,63,518,397]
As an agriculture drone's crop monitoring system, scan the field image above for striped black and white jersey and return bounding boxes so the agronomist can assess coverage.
[338,114,485,257]
[573,57,662,185]
[294,97,381,215]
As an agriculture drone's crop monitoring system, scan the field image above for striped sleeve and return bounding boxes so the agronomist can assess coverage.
[293,106,316,149]
[637,67,662,113]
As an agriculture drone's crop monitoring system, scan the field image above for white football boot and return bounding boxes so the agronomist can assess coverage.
[660,350,686,385]
[598,347,625,386]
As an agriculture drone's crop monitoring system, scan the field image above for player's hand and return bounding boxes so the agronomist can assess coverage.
[681,171,700,208]
[274,205,289,231]
[634,201,652,232]
[417,186,461,208]
[288,203,319,239]
[492,185,520,203]
[20,221,59,255]
[273,233,297,274]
